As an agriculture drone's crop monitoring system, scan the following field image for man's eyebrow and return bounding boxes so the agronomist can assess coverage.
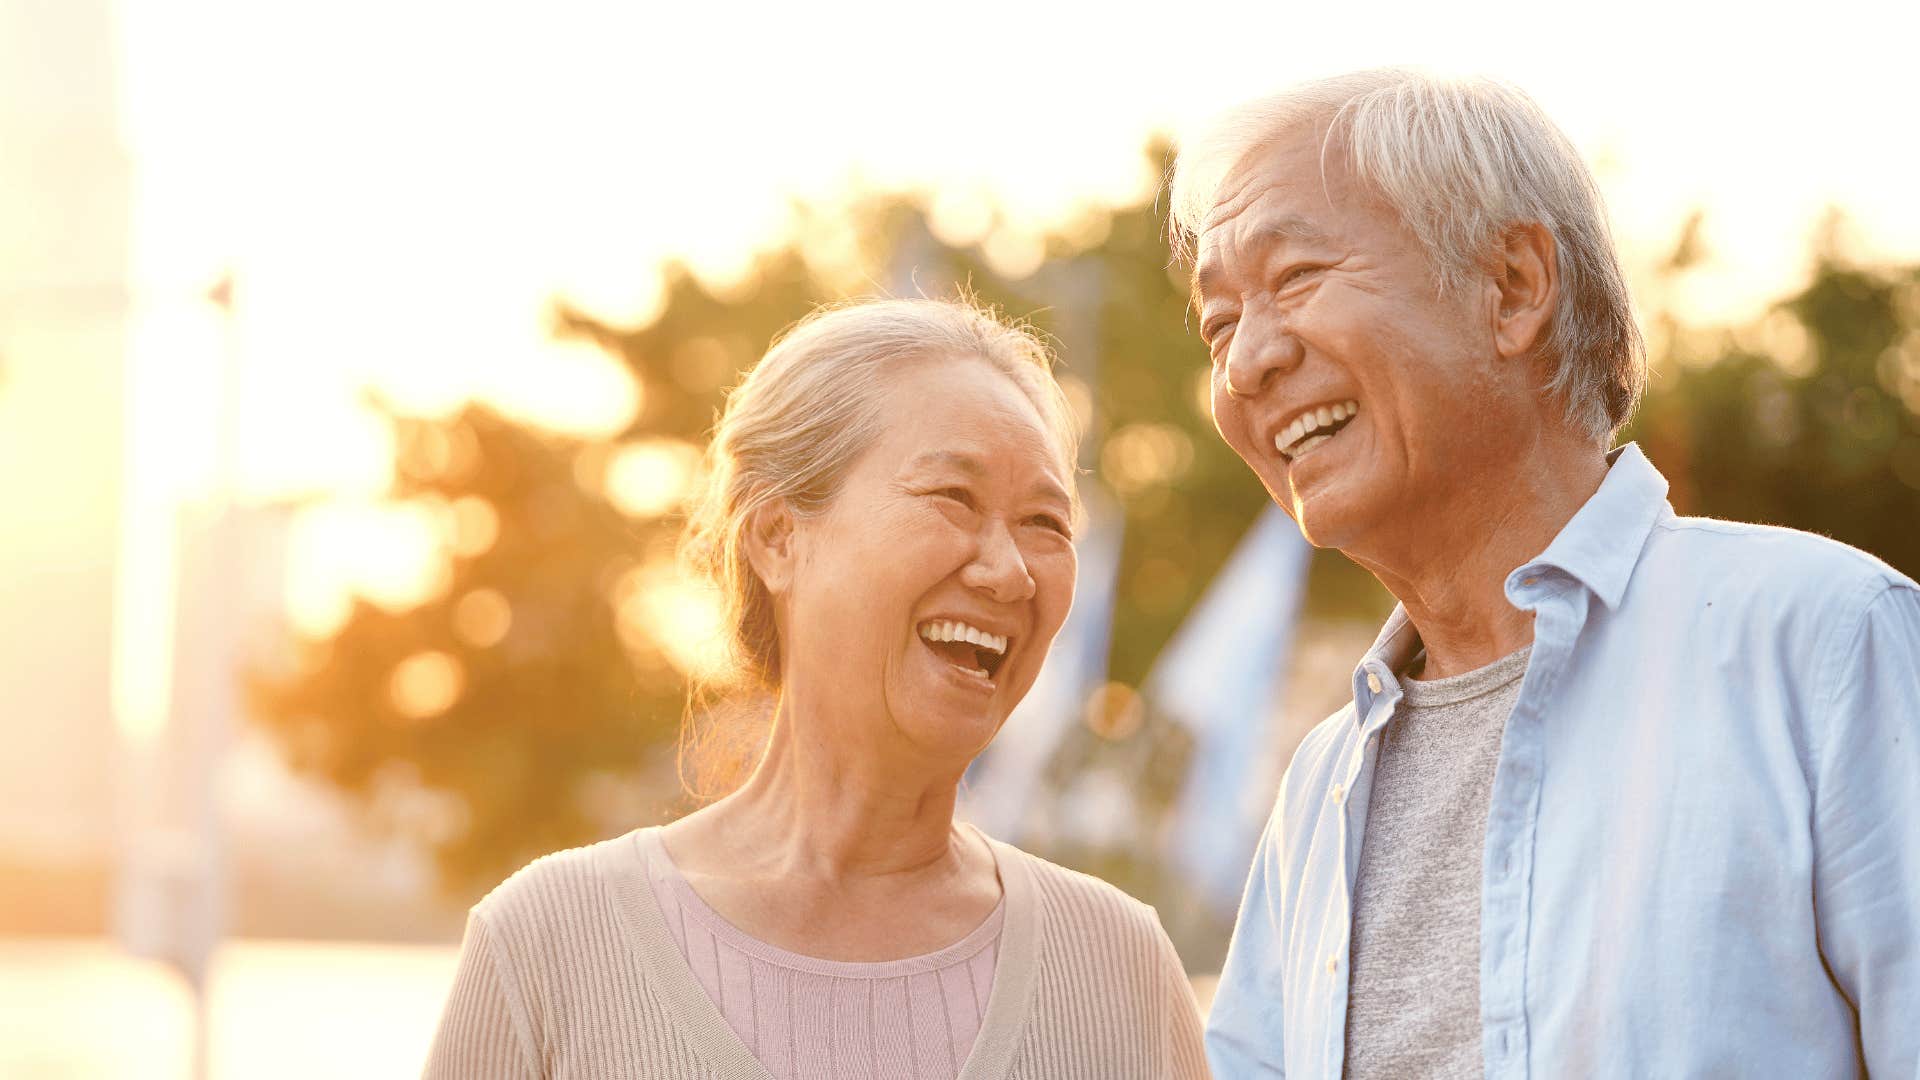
[1193,214,1334,306]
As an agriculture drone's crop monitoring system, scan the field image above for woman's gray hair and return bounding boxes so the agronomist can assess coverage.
[1169,68,1646,443]
[675,296,1078,796]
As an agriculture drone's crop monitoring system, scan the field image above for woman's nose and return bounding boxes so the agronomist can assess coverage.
[961,520,1037,603]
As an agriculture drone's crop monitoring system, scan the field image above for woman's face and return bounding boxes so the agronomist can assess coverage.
[775,356,1078,767]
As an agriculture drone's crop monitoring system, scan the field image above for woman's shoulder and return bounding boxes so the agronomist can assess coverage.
[991,839,1167,945]
[987,838,1197,1066]
[471,829,650,943]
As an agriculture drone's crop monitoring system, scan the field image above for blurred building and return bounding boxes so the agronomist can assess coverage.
[0,0,131,931]
[0,0,459,944]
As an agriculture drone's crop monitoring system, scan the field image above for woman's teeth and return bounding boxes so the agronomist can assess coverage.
[918,620,1008,681]
[1276,400,1359,460]
[917,620,1007,656]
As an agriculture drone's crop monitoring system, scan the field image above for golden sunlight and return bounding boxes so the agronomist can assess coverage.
[284,503,451,639]
[389,650,466,721]
[605,438,702,519]
[613,562,730,680]
[451,588,513,650]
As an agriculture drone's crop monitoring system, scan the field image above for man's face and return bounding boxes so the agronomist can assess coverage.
[1193,125,1519,554]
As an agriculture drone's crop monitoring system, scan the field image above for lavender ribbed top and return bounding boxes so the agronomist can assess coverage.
[638,829,1004,1080]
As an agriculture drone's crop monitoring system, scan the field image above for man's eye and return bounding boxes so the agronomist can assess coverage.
[1276,265,1322,289]
[933,488,974,507]
[1203,318,1236,348]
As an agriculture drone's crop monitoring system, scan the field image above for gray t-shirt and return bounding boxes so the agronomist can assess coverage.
[1342,644,1531,1080]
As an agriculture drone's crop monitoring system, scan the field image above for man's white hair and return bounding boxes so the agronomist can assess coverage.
[1169,68,1646,442]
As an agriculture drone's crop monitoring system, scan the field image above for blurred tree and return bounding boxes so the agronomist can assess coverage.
[1624,216,1920,578]
[251,249,849,896]
[252,161,1919,910]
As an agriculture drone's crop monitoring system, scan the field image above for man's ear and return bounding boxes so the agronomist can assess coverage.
[742,498,798,597]
[1492,222,1559,362]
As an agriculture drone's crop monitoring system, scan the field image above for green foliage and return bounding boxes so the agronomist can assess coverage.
[251,159,1919,909]
[250,408,670,893]
[251,252,858,896]
[1625,247,1920,575]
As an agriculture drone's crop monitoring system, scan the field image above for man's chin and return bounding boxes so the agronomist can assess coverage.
[1257,467,1371,548]
[1285,487,1373,552]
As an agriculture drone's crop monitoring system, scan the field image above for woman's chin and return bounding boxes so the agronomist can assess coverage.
[890,694,1006,762]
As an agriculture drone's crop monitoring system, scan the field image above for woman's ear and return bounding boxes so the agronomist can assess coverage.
[742,499,798,597]
[1491,221,1559,363]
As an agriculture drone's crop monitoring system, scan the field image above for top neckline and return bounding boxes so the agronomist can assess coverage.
[592,824,1043,1080]
[1398,644,1533,707]
[638,826,1006,977]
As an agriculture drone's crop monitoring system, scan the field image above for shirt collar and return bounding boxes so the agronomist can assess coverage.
[1352,604,1420,717]
[1511,442,1671,612]
[1350,442,1671,713]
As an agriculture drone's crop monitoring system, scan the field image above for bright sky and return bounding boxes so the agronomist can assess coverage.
[102,0,1920,727]
[118,0,1920,489]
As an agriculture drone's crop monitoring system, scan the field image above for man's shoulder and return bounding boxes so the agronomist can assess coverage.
[1641,513,1913,611]
[1272,704,1361,822]
[1294,703,1360,779]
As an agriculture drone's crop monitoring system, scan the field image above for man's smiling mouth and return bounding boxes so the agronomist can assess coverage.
[1276,400,1360,461]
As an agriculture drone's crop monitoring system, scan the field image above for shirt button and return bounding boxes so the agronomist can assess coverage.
[1366,672,1383,693]
[1326,954,1338,975]
[1331,783,1345,804]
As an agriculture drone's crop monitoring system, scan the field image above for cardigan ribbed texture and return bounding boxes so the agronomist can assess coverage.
[642,827,1003,1079]
[424,827,1209,1079]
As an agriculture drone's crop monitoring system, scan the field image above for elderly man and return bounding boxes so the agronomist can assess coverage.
[1171,70,1920,1078]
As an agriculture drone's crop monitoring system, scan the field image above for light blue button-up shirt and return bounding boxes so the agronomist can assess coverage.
[1205,444,1920,1078]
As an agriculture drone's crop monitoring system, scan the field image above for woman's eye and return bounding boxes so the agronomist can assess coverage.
[1028,514,1071,537]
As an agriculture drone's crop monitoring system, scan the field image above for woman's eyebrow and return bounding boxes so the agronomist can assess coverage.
[905,449,986,477]
[905,450,1070,505]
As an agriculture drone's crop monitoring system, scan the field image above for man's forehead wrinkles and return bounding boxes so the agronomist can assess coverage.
[1260,214,1332,245]
[1195,208,1332,303]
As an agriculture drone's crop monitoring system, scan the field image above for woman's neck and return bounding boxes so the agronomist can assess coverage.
[681,699,978,888]
[729,715,969,881]
[660,700,1002,960]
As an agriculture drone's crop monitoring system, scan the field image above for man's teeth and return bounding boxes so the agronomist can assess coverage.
[917,620,1008,655]
[1275,400,1360,459]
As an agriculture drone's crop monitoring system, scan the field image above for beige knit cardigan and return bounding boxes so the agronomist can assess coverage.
[424,827,1209,1079]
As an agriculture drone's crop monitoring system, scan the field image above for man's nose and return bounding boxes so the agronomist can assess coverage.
[1224,320,1304,399]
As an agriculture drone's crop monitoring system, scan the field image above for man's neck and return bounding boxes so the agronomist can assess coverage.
[1353,441,1608,680]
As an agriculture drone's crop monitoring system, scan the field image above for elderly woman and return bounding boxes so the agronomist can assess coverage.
[425,298,1208,1079]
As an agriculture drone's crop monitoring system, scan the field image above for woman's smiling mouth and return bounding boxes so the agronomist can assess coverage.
[917,619,1010,682]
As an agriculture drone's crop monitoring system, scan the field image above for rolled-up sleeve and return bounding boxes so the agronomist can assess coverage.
[1812,582,1920,1076]
[423,911,541,1079]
